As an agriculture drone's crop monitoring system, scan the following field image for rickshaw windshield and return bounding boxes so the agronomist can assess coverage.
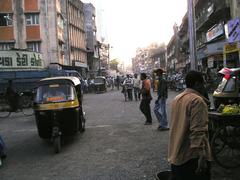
[223,76,236,92]
[216,77,227,92]
[94,78,104,84]
[35,84,76,103]
[216,76,236,92]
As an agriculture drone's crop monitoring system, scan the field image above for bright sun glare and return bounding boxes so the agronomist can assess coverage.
[82,0,187,66]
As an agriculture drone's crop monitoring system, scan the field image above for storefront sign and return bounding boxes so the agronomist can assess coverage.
[206,41,225,55]
[206,23,224,42]
[197,47,207,60]
[73,60,88,68]
[224,42,239,53]
[0,50,43,69]
[227,18,240,43]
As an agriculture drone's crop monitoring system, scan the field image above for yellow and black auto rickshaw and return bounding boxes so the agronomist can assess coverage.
[93,76,107,93]
[34,76,85,153]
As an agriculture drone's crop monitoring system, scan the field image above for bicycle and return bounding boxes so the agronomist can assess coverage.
[0,93,34,118]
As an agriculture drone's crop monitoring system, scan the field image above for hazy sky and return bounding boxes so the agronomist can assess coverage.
[82,0,188,65]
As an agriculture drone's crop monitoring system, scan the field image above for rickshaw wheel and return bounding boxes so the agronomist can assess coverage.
[53,136,61,153]
[211,127,240,169]
[79,115,86,132]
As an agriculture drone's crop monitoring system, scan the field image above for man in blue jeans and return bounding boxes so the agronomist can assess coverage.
[154,69,169,131]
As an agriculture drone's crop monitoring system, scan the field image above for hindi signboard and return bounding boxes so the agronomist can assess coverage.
[0,50,44,70]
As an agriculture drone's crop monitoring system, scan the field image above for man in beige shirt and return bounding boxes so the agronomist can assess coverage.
[168,71,211,180]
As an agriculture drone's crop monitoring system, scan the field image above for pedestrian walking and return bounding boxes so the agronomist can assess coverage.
[133,73,141,101]
[168,71,211,180]
[153,69,169,131]
[110,76,114,90]
[115,76,120,90]
[139,73,152,125]
[123,74,134,101]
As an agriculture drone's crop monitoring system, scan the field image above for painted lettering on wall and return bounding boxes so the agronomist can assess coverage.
[0,50,43,69]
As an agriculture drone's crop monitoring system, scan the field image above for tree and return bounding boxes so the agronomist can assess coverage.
[110,59,119,71]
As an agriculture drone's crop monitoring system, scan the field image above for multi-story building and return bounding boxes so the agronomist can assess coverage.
[194,0,231,70]
[67,0,87,75]
[132,48,150,74]
[149,45,167,71]
[178,13,190,73]
[224,0,240,68]
[99,42,109,72]
[167,24,179,74]
[84,3,98,77]
[0,0,87,74]
[132,43,168,75]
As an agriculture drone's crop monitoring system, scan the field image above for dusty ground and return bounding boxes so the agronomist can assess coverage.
[0,89,239,179]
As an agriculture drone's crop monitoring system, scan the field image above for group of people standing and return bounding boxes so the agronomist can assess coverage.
[139,68,211,180]
[122,74,141,101]
[139,69,169,130]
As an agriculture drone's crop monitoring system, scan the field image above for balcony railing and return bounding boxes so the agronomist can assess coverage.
[195,0,229,30]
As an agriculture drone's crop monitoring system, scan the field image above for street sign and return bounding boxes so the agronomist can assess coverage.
[0,50,44,70]
[227,18,240,43]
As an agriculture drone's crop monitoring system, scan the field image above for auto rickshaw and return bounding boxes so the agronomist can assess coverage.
[93,76,107,93]
[34,76,85,153]
[213,67,240,108]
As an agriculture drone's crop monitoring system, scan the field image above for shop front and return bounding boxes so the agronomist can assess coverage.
[207,40,225,65]
[223,42,240,68]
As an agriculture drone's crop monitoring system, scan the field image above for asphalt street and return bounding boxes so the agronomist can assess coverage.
[0,89,239,180]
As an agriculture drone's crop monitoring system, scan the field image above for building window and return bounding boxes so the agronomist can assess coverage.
[27,41,41,52]
[25,13,39,25]
[0,43,14,50]
[0,14,13,26]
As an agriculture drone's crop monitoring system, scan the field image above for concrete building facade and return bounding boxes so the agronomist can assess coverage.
[167,25,179,74]
[194,0,231,71]
[149,45,167,71]
[84,3,99,77]
[0,0,87,74]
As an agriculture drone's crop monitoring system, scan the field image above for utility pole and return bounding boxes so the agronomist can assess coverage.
[188,0,197,70]
[97,41,101,76]
[107,44,110,70]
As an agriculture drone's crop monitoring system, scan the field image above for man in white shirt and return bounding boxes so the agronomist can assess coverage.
[123,74,134,101]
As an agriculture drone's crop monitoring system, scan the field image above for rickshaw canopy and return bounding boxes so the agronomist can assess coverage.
[38,76,81,86]
[94,76,106,84]
[218,67,240,75]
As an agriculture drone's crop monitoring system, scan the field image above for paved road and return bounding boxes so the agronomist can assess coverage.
[0,89,239,180]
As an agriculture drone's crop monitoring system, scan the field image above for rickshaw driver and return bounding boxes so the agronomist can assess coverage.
[43,87,66,102]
